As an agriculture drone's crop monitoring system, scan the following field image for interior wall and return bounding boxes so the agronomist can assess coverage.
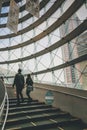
[31,83,87,124]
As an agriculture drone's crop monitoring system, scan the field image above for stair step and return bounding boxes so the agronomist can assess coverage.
[8,98,33,101]
[5,112,69,126]
[5,100,45,108]
[4,104,52,113]
[4,107,60,119]
[5,118,81,130]
[6,109,62,121]
[7,99,38,104]
[59,119,87,130]
[3,98,87,130]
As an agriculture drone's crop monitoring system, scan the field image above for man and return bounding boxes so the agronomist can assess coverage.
[13,69,24,105]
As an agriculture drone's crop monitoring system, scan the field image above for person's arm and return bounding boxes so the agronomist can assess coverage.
[26,78,28,84]
[23,76,25,84]
[12,82,15,88]
[12,75,16,88]
[22,75,25,88]
[31,78,33,86]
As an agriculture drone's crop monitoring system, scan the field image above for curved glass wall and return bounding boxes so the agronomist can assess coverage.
[0,0,87,89]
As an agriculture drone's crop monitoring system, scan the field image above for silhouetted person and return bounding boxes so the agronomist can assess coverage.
[13,69,24,105]
[26,74,33,102]
[0,76,4,82]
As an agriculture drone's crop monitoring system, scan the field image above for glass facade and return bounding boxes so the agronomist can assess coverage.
[0,0,87,89]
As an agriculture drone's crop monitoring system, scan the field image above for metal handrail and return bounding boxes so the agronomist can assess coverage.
[0,83,9,130]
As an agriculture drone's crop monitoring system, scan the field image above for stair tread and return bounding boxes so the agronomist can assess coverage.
[5,117,81,130]
[3,98,87,130]
[5,112,69,125]
[4,104,52,113]
[6,108,60,118]
[8,103,51,109]
[6,111,64,122]
[5,100,44,107]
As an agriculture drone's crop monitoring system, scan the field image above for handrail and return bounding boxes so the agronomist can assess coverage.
[35,82,87,100]
[1,93,9,130]
[0,83,9,130]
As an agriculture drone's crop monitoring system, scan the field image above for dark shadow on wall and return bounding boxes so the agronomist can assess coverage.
[0,80,5,106]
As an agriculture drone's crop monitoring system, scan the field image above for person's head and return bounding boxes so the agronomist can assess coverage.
[27,74,31,78]
[18,69,22,73]
[0,76,4,81]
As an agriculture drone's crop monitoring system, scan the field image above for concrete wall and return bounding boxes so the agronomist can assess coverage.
[31,83,87,124]
[6,82,87,124]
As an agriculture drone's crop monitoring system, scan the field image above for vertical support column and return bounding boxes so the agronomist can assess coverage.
[32,17,38,81]
[48,34,56,83]
[45,11,56,83]
[59,3,66,85]
[20,0,24,72]
[7,35,11,84]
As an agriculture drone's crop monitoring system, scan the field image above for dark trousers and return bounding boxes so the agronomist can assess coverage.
[26,90,32,101]
[16,88,24,103]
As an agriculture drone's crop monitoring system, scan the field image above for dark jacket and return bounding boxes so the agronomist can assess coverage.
[13,73,24,90]
[26,77,33,86]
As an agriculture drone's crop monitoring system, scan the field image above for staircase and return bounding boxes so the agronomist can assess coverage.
[2,98,87,130]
